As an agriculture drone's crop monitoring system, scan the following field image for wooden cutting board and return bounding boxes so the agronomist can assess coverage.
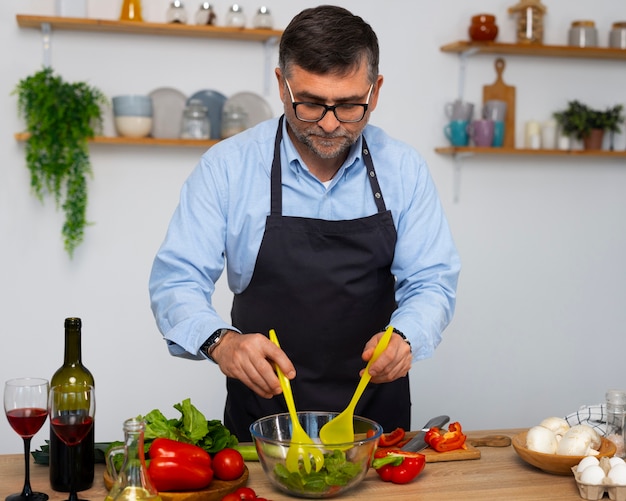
[483,57,516,148]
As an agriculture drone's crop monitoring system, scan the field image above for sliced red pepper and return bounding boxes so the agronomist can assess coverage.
[424,421,467,452]
[148,437,213,492]
[378,427,406,447]
[372,449,425,484]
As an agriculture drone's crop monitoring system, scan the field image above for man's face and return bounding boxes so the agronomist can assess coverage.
[276,65,382,160]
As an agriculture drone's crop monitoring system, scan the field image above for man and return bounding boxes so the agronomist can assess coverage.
[149,5,460,440]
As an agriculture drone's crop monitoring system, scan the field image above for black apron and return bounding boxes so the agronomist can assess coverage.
[226,116,411,440]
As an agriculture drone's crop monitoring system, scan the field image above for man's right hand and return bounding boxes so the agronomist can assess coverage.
[210,331,296,398]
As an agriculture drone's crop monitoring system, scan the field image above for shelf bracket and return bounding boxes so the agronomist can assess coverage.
[452,152,474,203]
[263,36,279,96]
[457,48,478,100]
[41,22,52,67]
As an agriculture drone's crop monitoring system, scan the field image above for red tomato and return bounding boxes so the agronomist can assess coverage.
[220,494,241,501]
[234,487,257,500]
[212,448,245,481]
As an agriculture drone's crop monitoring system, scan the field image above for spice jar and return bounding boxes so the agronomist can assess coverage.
[568,20,598,47]
[609,22,626,49]
[181,99,210,139]
[605,389,626,459]
[253,6,274,29]
[221,107,248,138]
[195,2,216,25]
[508,0,546,44]
[119,0,143,21]
[468,14,499,42]
[166,0,188,24]
[225,4,246,28]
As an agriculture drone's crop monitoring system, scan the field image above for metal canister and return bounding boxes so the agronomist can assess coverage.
[568,20,598,47]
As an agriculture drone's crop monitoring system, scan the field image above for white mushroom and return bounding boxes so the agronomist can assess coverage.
[526,425,558,454]
[557,426,600,456]
[539,417,570,439]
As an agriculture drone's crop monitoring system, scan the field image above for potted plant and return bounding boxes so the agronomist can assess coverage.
[14,67,107,257]
[553,100,624,150]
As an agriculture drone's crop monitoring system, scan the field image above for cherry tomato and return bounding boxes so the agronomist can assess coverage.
[378,427,405,447]
[212,448,245,481]
[234,487,257,500]
[220,494,241,501]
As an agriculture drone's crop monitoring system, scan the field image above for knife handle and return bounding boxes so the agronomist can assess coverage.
[466,435,511,447]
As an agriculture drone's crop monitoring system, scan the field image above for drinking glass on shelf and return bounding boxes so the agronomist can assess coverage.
[4,378,50,501]
[48,383,95,501]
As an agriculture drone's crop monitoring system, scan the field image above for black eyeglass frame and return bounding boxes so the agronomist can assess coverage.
[284,79,374,123]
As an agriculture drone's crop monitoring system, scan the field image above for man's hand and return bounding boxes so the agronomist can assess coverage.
[360,331,412,383]
[211,331,295,398]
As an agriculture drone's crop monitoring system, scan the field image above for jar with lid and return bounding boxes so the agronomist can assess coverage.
[195,2,216,25]
[181,99,210,139]
[120,0,143,21]
[609,22,626,49]
[105,418,161,501]
[606,389,626,458]
[167,0,188,24]
[225,4,246,28]
[221,107,248,138]
[508,0,546,44]
[253,6,274,29]
[468,14,499,42]
[568,20,598,47]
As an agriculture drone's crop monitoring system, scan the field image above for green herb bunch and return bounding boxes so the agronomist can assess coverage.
[14,67,107,257]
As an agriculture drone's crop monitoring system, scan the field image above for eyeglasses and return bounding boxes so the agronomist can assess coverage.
[285,79,373,123]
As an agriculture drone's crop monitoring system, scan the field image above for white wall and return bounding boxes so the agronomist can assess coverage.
[1,0,625,454]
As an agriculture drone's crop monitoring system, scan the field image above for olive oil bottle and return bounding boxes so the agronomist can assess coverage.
[49,317,95,491]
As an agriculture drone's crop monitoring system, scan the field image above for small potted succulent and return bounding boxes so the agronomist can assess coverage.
[14,67,107,257]
[553,100,624,150]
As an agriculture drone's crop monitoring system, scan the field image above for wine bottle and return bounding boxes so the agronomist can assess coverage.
[49,317,95,492]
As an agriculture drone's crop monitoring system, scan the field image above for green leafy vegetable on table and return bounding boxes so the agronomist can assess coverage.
[32,398,238,467]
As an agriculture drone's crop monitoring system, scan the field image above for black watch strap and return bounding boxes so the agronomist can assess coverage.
[200,328,229,361]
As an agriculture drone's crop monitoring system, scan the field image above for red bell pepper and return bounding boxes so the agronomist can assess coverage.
[424,421,467,452]
[372,449,426,484]
[378,427,406,447]
[148,437,214,491]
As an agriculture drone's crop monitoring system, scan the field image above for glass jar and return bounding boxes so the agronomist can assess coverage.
[508,0,546,44]
[468,14,499,42]
[253,6,274,29]
[195,2,216,25]
[568,20,598,47]
[120,0,143,21]
[105,418,161,501]
[609,22,626,49]
[221,107,248,138]
[225,4,246,28]
[606,389,626,458]
[167,0,188,24]
[181,99,210,139]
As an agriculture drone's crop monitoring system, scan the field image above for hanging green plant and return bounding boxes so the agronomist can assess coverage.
[14,67,107,257]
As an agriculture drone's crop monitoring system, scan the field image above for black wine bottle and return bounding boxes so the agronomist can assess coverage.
[49,317,95,492]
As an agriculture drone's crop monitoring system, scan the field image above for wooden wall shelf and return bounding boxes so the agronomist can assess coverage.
[441,41,626,60]
[14,132,218,148]
[435,146,626,157]
[16,14,282,42]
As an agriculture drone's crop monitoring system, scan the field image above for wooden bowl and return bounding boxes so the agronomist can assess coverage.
[511,431,616,475]
[104,466,248,501]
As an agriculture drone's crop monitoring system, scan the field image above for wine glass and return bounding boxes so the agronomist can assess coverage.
[4,378,50,501]
[48,383,95,501]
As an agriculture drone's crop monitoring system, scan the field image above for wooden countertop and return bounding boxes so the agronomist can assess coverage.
[0,429,584,501]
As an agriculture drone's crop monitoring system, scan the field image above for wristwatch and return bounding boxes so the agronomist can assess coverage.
[200,328,230,362]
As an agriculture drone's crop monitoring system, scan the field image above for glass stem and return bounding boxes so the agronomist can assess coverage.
[68,445,78,501]
[22,437,33,497]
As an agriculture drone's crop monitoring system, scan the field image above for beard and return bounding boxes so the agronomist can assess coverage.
[286,116,365,160]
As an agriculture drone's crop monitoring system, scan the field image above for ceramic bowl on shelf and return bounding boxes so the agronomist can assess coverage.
[511,431,616,475]
[250,411,382,498]
[114,116,152,138]
[112,95,153,117]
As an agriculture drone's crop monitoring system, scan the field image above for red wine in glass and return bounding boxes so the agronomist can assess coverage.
[48,383,95,501]
[4,378,50,501]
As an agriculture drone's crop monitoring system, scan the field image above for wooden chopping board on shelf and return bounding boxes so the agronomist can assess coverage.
[483,57,516,148]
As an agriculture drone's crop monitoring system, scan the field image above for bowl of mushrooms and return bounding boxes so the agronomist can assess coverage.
[512,417,617,475]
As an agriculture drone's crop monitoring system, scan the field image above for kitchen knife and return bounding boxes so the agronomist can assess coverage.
[401,415,450,452]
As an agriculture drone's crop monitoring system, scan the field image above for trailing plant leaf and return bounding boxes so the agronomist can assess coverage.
[14,67,107,257]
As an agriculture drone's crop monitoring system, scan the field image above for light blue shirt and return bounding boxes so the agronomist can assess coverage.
[149,117,460,362]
